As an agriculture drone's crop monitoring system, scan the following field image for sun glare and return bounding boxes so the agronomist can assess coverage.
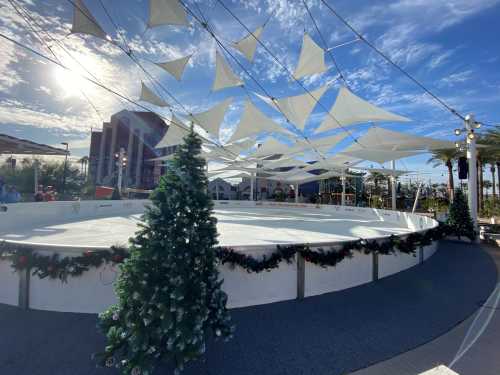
[52,53,100,98]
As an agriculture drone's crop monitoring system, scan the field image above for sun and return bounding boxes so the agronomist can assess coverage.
[52,53,100,98]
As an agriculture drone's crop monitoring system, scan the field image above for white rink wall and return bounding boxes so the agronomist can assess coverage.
[0,200,439,313]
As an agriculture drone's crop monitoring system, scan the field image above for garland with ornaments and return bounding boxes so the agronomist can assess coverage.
[0,223,452,281]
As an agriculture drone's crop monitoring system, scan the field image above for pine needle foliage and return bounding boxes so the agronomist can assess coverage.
[98,129,233,375]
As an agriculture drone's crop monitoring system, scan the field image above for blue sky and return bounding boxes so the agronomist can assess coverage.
[0,0,499,182]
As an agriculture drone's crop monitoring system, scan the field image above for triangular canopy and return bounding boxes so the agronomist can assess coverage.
[155,115,189,148]
[223,137,256,154]
[256,84,329,129]
[233,25,264,62]
[306,133,348,149]
[262,158,310,169]
[71,0,107,40]
[148,0,188,27]
[293,33,327,79]
[315,86,410,133]
[190,98,233,138]
[354,167,411,177]
[355,127,456,151]
[155,54,191,81]
[139,82,169,107]
[251,138,297,158]
[229,100,293,142]
[339,147,422,164]
[212,51,244,91]
[302,153,362,172]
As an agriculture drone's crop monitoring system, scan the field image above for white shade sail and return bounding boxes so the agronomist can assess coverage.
[190,98,233,139]
[71,0,107,39]
[229,100,293,142]
[255,85,329,130]
[306,133,348,149]
[339,148,422,164]
[148,0,188,27]
[155,54,192,81]
[251,138,296,158]
[223,137,256,154]
[302,155,360,171]
[293,33,327,79]
[155,115,189,148]
[315,86,411,134]
[213,51,244,91]
[355,127,456,151]
[233,25,264,62]
[354,167,411,177]
[139,82,169,107]
[262,157,310,169]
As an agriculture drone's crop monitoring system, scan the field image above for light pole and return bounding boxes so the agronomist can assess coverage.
[61,142,69,197]
[454,114,480,230]
[115,147,127,194]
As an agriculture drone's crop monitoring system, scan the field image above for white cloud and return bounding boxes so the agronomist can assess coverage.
[440,70,474,87]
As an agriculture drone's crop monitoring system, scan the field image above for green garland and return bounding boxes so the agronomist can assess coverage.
[0,224,452,281]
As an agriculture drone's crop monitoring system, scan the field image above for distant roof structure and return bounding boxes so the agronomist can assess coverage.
[0,133,69,156]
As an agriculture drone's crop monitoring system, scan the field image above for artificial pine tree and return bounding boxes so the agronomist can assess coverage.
[98,128,233,375]
[447,188,476,241]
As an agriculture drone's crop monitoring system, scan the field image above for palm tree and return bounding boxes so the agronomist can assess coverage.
[78,156,89,180]
[427,148,460,201]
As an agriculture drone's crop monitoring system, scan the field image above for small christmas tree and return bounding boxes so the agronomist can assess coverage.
[98,128,233,375]
[447,188,476,241]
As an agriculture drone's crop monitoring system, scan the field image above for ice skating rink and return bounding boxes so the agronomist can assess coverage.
[0,205,413,247]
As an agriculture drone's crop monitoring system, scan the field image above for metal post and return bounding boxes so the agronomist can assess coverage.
[33,159,39,194]
[412,182,422,214]
[341,171,346,206]
[61,142,69,196]
[296,252,305,299]
[250,172,254,201]
[117,147,125,194]
[391,160,397,210]
[295,183,299,203]
[465,114,478,229]
[215,181,219,200]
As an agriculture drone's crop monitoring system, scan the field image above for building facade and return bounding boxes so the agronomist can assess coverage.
[89,110,172,190]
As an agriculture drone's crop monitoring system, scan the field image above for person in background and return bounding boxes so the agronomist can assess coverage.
[45,186,56,201]
[34,184,44,202]
[4,185,20,204]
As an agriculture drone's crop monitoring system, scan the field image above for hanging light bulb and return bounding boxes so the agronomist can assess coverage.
[455,142,460,148]
[475,122,481,129]
[454,129,462,136]
[468,132,475,140]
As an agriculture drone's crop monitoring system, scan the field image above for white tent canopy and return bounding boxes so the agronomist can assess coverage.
[229,100,294,142]
[155,115,190,148]
[190,98,232,139]
[71,0,107,39]
[354,167,412,177]
[139,82,170,107]
[355,127,456,151]
[255,84,329,130]
[233,25,264,62]
[339,147,422,164]
[315,86,410,134]
[262,157,310,169]
[223,137,257,154]
[293,33,327,79]
[302,133,348,149]
[155,54,192,81]
[251,138,296,158]
[148,0,188,27]
[212,51,244,91]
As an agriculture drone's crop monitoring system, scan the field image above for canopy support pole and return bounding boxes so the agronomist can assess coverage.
[295,183,299,203]
[391,160,397,210]
[33,159,39,194]
[412,182,422,214]
[250,172,255,201]
[341,171,346,206]
[465,114,478,231]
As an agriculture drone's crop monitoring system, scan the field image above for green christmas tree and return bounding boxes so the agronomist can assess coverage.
[447,188,476,241]
[98,128,233,375]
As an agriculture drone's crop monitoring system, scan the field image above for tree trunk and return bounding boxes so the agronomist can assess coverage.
[446,159,454,201]
[491,164,496,202]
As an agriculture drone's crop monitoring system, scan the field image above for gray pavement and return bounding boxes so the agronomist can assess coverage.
[350,244,500,375]
[0,240,497,375]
